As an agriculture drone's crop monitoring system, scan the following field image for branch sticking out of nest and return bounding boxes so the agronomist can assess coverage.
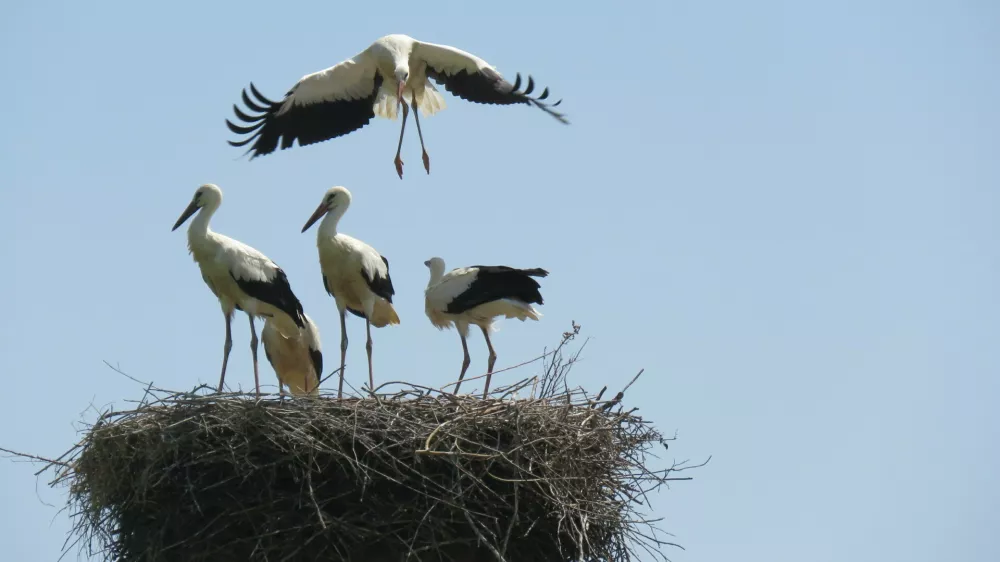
[8,323,706,562]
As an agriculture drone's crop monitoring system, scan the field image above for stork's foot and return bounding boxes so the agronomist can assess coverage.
[422,150,430,175]
[394,156,404,179]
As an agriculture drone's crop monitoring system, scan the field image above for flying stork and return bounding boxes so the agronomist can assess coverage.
[262,313,323,397]
[301,186,400,398]
[172,183,308,397]
[226,34,568,179]
[423,257,548,397]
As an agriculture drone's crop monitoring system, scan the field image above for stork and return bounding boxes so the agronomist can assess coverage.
[172,183,308,397]
[262,313,323,397]
[301,186,400,398]
[226,34,568,179]
[423,257,548,397]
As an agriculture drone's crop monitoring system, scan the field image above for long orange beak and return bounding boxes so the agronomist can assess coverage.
[301,202,328,233]
[397,81,406,106]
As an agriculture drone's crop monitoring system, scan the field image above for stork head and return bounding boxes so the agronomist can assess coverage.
[302,186,352,233]
[424,257,447,285]
[172,183,222,231]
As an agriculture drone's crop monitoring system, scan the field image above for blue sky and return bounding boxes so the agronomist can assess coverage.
[2,0,998,560]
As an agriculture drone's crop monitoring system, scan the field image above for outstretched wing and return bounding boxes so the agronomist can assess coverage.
[413,40,568,124]
[227,51,383,158]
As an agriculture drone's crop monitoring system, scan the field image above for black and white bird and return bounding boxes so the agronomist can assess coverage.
[226,34,568,179]
[301,186,400,398]
[423,257,548,397]
[261,313,323,397]
[172,183,308,397]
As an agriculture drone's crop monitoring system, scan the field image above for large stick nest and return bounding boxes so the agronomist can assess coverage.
[42,325,700,562]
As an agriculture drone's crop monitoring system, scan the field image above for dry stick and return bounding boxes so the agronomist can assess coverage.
[317,366,345,388]
[462,506,508,562]
[601,369,645,412]
[0,447,73,470]
[440,348,556,396]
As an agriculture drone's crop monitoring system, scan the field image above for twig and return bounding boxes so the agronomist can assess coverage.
[0,447,71,468]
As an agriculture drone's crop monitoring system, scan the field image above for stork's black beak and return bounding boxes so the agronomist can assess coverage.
[172,200,200,231]
[423,260,430,267]
[301,202,328,233]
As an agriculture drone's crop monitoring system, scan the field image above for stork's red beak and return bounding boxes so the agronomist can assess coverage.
[301,202,328,233]
[397,81,405,106]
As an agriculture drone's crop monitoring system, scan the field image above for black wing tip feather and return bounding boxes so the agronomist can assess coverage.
[427,66,569,124]
[444,265,547,314]
[232,268,305,329]
[309,348,323,380]
[508,73,570,124]
[226,76,382,158]
[226,81,283,158]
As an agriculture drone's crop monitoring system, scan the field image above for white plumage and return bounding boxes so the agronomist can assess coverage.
[172,183,310,396]
[301,186,400,398]
[262,312,323,397]
[227,34,568,179]
[424,257,548,396]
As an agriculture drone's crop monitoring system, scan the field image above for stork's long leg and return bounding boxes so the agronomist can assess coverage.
[411,104,430,174]
[481,326,498,398]
[338,308,348,400]
[365,318,374,395]
[218,311,233,392]
[454,331,471,394]
[248,314,260,398]
[394,102,410,180]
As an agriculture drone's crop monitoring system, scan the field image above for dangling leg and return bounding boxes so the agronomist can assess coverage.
[365,318,374,394]
[481,326,497,398]
[218,311,233,392]
[394,101,410,180]
[454,329,471,394]
[248,314,261,398]
[338,306,348,400]
[411,104,430,174]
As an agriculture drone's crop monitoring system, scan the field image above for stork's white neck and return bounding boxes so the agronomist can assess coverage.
[317,205,346,239]
[427,262,446,286]
[188,201,219,239]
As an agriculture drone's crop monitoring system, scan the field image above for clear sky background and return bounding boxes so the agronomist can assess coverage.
[2,0,997,560]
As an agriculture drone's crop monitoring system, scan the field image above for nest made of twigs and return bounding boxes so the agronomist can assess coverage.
[39,325,699,562]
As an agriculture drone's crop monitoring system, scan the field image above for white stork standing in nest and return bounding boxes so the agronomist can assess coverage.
[423,257,548,397]
[261,312,323,397]
[172,183,311,397]
[226,34,568,179]
[301,186,400,398]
